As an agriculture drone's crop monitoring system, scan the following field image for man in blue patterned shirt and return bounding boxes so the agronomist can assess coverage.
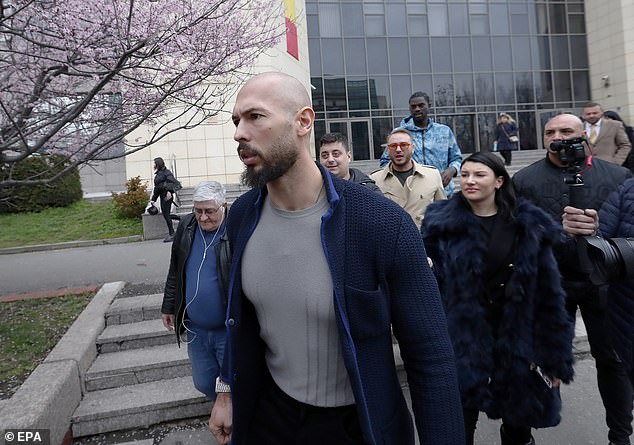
[379,92,463,195]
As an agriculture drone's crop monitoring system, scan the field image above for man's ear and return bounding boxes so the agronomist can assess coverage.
[297,106,315,137]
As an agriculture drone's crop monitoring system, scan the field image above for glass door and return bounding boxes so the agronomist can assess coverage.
[326,119,373,160]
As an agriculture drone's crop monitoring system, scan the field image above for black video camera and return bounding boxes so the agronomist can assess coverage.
[577,236,634,285]
[550,137,589,206]
[549,137,587,171]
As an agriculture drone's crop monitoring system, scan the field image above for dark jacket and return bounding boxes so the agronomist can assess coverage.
[513,155,631,281]
[348,167,381,193]
[151,167,177,202]
[422,196,575,427]
[161,213,231,344]
[221,163,465,445]
[598,178,634,371]
[495,122,519,151]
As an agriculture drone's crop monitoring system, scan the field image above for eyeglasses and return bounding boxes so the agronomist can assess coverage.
[387,142,412,151]
[193,207,222,216]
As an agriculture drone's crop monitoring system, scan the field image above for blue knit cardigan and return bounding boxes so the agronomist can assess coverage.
[422,195,575,428]
[220,164,465,445]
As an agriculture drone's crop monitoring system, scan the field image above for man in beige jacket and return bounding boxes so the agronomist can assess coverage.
[583,102,631,165]
[371,128,446,229]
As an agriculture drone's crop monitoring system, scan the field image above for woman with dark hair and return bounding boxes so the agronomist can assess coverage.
[603,110,634,172]
[150,157,177,242]
[421,152,574,445]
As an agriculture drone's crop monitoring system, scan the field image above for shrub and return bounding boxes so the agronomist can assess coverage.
[111,176,149,219]
[0,154,83,213]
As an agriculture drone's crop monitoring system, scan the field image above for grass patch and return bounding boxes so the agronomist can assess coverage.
[0,292,93,399]
[0,200,142,248]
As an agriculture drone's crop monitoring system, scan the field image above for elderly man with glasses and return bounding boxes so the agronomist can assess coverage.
[371,128,446,229]
[160,180,231,400]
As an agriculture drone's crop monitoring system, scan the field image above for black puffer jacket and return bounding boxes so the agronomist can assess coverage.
[151,167,177,201]
[513,155,631,280]
[161,213,231,344]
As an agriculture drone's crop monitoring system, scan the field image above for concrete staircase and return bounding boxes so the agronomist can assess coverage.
[71,293,211,437]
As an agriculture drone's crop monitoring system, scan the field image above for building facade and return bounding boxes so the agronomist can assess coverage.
[307,0,593,160]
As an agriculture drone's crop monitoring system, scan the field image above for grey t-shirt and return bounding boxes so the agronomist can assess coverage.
[241,194,355,407]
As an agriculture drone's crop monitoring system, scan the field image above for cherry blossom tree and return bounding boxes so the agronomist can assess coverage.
[0,0,283,188]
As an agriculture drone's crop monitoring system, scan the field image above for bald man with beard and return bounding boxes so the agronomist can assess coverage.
[208,72,464,445]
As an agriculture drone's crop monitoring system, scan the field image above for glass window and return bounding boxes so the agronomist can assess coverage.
[551,36,569,70]
[569,13,585,33]
[309,39,322,77]
[410,38,432,73]
[452,37,473,72]
[369,76,392,110]
[319,4,341,38]
[345,39,367,75]
[408,15,427,36]
[412,74,433,98]
[307,15,319,38]
[389,38,411,74]
[428,4,449,36]
[324,77,347,111]
[391,75,412,110]
[472,37,492,72]
[490,4,509,36]
[535,4,548,34]
[532,36,551,70]
[431,37,452,73]
[351,121,371,161]
[492,37,512,71]
[387,4,407,36]
[455,74,475,106]
[570,36,588,69]
[314,120,327,157]
[517,112,537,149]
[495,72,515,104]
[367,38,389,74]
[469,3,487,15]
[306,2,317,15]
[311,77,325,113]
[512,36,531,71]
[470,15,489,35]
[549,4,567,34]
[479,113,498,153]
[365,15,385,37]
[364,3,384,15]
[407,4,426,15]
[449,3,469,35]
[347,77,370,111]
[454,114,476,154]
[554,71,572,102]
[342,4,364,37]
[321,39,345,76]
[515,72,534,104]
[372,117,393,159]
[573,70,590,103]
[475,73,495,105]
[434,74,454,107]
[535,71,554,103]
[510,13,530,34]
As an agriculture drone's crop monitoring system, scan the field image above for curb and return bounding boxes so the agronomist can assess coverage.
[0,236,143,255]
[0,281,125,445]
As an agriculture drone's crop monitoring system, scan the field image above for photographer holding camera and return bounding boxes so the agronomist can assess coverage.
[513,113,633,445]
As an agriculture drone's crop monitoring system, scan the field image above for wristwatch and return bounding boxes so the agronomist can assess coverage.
[215,377,231,393]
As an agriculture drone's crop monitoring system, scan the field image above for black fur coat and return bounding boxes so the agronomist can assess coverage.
[422,196,575,427]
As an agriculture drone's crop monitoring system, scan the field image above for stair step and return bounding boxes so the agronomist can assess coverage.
[106,294,163,326]
[97,319,173,353]
[86,343,190,391]
[71,376,211,437]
